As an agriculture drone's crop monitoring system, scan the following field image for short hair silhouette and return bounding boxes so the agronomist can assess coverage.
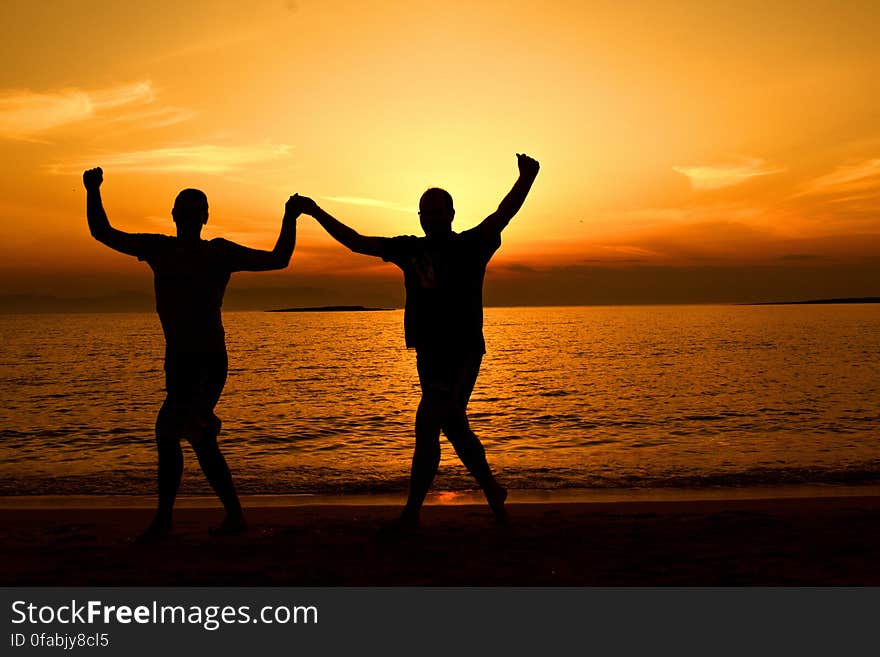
[172,189,209,226]
[174,188,209,211]
[419,188,455,235]
[419,188,454,218]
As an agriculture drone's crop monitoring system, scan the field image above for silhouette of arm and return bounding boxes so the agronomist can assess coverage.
[478,153,540,234]
[83,167,149,257]
[301,199,385,257]
[221,196,300,272]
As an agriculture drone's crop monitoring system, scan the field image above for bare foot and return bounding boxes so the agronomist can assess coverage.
[487,483,509,525]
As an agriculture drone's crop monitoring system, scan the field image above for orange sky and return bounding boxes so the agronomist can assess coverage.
[1,0,878,308]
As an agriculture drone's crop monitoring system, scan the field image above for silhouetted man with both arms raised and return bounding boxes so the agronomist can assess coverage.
[84,167,303,540]
[298,153,540,528]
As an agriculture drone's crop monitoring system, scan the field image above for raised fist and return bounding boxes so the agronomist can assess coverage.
[516,153,540,178]
[83,167,103,190]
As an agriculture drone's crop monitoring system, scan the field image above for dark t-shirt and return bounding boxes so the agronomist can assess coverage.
[130,235,255,356]
[380,225,501,354]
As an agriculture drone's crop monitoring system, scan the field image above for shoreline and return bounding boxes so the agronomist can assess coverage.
[2,483,879,509]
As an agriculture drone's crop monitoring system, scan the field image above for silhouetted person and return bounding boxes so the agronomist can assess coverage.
[299,153,540,527]
[83,167,303,540]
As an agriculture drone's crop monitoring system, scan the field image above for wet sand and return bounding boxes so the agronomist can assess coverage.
[2,494,879,585]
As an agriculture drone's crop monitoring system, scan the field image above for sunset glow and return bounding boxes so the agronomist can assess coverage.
[1,0,878,308]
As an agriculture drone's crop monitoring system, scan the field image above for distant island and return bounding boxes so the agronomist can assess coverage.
[267,305,394,313]
[747,297,880,305]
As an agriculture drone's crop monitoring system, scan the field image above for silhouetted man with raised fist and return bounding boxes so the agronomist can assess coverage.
[298,153,540,528]
[84,167,303,540]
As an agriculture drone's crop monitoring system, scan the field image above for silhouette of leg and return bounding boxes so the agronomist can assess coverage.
[400,397,443,524]
[443,351,507,522]
[150,352,244,536]
[187,352,245,534]
[155,401,183,525]
[444,413,507,523]
[136,401,184,542]
[190,432,246,534]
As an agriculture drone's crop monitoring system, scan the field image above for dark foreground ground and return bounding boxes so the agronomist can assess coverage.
[2,496,879,585]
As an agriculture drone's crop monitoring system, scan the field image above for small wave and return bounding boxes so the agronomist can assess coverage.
[4,463,880,497]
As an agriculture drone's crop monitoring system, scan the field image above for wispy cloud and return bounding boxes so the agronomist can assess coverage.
[616,203,766,232]
[103,106,196,131]
[586,219,781,264]
[49,143,293,175]
[595,245,660,258]
[796,158,880,197]
[149,30,266,64]
[673,158,784,190]
[320,195,415,214]
[0,81,156,137]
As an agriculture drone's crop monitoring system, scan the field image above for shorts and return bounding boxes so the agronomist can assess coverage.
[159,351,228,443]
[416,349,482,411]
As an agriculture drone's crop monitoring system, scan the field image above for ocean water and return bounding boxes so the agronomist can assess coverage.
[1,305,878,497]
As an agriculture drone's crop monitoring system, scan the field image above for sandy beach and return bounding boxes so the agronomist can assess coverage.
[2,492,879,586]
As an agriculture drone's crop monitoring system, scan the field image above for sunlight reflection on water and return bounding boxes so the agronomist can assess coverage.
[1,305,878,495]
